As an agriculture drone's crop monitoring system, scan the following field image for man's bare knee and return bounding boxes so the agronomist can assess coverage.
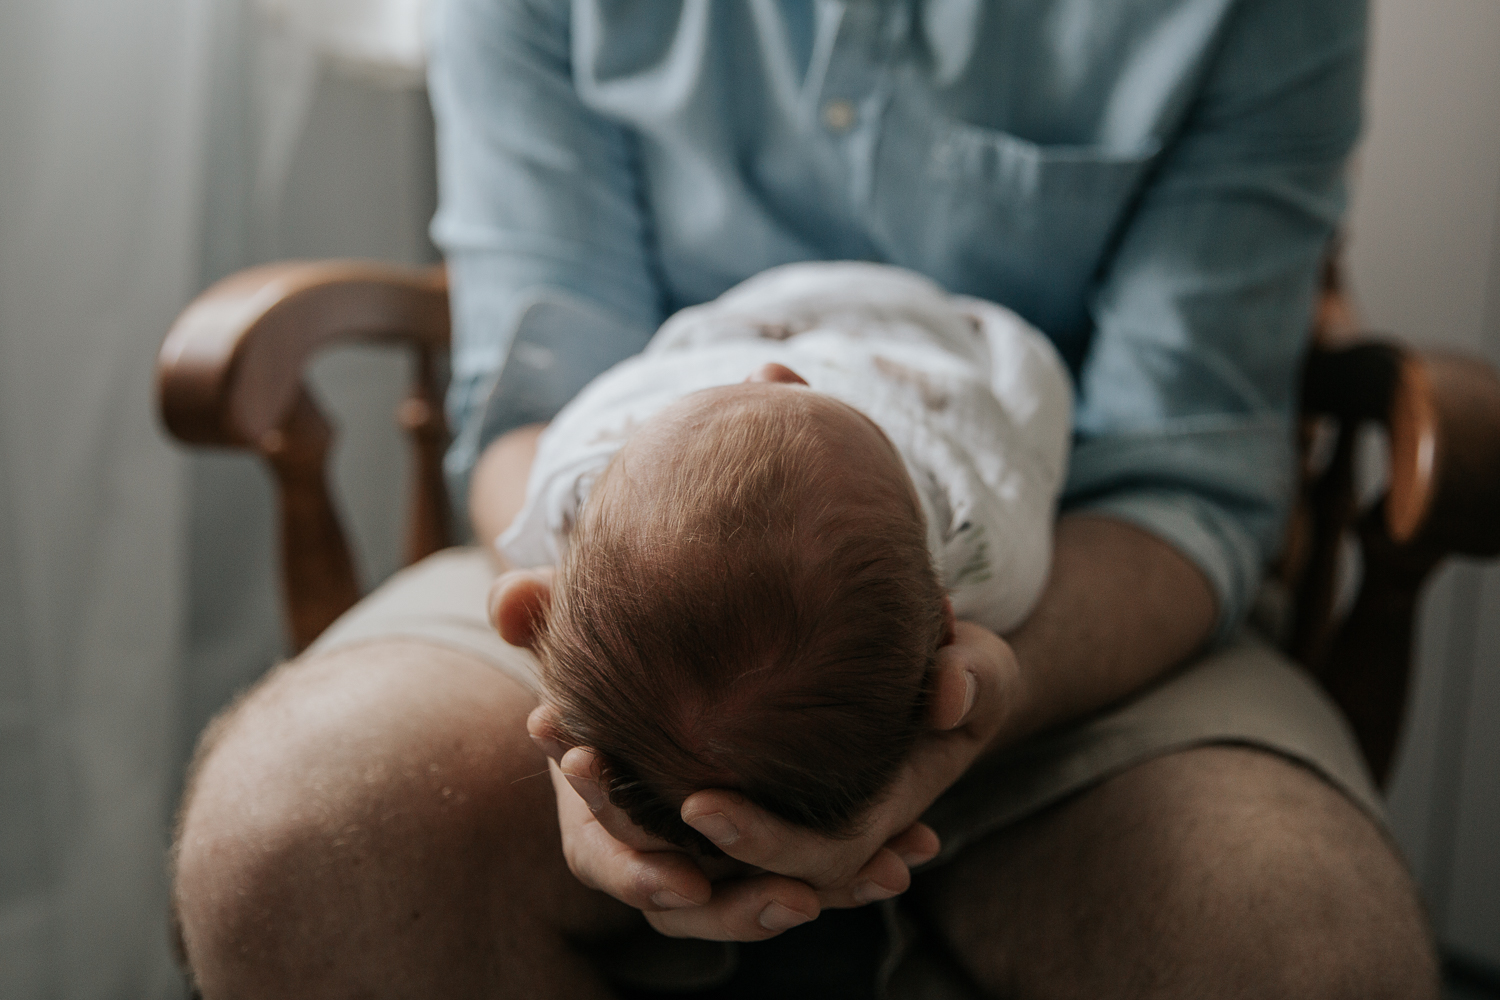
[917,746,1438,999]
[172,640,629,999]
[1115,748,1438,999]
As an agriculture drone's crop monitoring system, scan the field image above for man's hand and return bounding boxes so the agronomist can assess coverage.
[540,750,825,940]
[674,621,1019,903]
[527,620,1021,941]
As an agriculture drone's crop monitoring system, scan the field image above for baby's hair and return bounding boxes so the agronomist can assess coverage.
[536,390,948,854]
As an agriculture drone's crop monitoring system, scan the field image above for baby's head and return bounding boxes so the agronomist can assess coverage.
[529,368,949,853]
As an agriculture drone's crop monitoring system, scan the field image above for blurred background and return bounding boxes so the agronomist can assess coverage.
[0,0,1496,996]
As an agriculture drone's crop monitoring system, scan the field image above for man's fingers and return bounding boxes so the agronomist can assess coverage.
[928,621,1019,742]
[678,794,945,891]
[644,873,820,942]
[680,789,875,886]
[811,824,939,909]
[551,762,711,909]
[816,845,911,909]
[567,820,712,911]
[549,759,827,940]
[555,751,677,853]
[880,625,1022,826]
[885,822,942,868]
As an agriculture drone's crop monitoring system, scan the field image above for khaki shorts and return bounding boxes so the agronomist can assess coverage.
[310,548,1384,999]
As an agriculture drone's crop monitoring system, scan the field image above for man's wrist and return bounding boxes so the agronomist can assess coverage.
[984,514,1217,756]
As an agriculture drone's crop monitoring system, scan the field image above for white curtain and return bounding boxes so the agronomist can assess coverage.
[0,0,432,995]
[0,0,207,992]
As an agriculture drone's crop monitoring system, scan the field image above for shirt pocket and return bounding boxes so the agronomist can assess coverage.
[929,121,1159,233]
[874,109,1161,338]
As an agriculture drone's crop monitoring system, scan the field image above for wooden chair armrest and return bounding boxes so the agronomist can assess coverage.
[159,260,449,446]
[1292,338,1500,783]
[1302,342,1500,555]
[157,260,452,651]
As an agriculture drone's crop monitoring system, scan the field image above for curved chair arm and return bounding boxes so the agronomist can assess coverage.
[157,260,452,651]
[1289,339,1500,783]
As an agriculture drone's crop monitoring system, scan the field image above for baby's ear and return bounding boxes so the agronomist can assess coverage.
[489,568,555,650]
[939,596,958,647]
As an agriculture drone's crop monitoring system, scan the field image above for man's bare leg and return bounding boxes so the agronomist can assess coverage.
[911,745,1437,999]
[173,639,641,999]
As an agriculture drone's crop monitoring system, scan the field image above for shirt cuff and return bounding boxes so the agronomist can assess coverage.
[442,286,652,536]
[1060,416,1295,644]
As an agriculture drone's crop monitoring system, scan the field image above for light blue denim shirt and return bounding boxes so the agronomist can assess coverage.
[428,0,1366,640]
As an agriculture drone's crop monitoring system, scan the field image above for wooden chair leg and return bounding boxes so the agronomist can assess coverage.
[257,384,361,652]
[1316,502,1444,785]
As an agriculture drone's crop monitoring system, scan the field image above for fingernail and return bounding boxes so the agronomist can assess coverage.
[688,812,739,846]
[898,847,938,868]
[960,671,977,722]
[758,901,813,932]
[565,773,606,812]
[650,890,698,910]
[853,881,899,904]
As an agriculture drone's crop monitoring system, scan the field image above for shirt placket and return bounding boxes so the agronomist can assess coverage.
[812,0,911,215]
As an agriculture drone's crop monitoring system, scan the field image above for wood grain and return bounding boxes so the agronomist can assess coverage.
[156,260,450,650]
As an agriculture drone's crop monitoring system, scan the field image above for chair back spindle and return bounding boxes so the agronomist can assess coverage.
[397,343,451,569]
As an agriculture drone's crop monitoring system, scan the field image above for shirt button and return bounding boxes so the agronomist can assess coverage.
[822,98,856,133]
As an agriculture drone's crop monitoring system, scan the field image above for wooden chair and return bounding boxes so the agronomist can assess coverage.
[156,257,1500,787]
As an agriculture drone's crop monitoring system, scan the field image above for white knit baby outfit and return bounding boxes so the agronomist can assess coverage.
[499,261,1073,633]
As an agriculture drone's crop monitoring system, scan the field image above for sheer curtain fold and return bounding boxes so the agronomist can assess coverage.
[0,0,431,995]
[0,0,212,992]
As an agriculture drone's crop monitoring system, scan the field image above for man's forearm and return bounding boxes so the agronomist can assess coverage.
[993,513,1218,753]
[470,423,547,560]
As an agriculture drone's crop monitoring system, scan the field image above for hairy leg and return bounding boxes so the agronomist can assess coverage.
[173,639,640,999]
[910,746,1437,1000]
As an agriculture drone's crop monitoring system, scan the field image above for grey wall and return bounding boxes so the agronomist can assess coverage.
[1347,0,1500,969]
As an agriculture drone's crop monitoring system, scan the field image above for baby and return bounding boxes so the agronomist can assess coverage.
[498,262,1072,853]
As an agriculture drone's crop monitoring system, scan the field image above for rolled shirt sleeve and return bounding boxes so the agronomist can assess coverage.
[428,0,660,530]
[1065,0,1366,641]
